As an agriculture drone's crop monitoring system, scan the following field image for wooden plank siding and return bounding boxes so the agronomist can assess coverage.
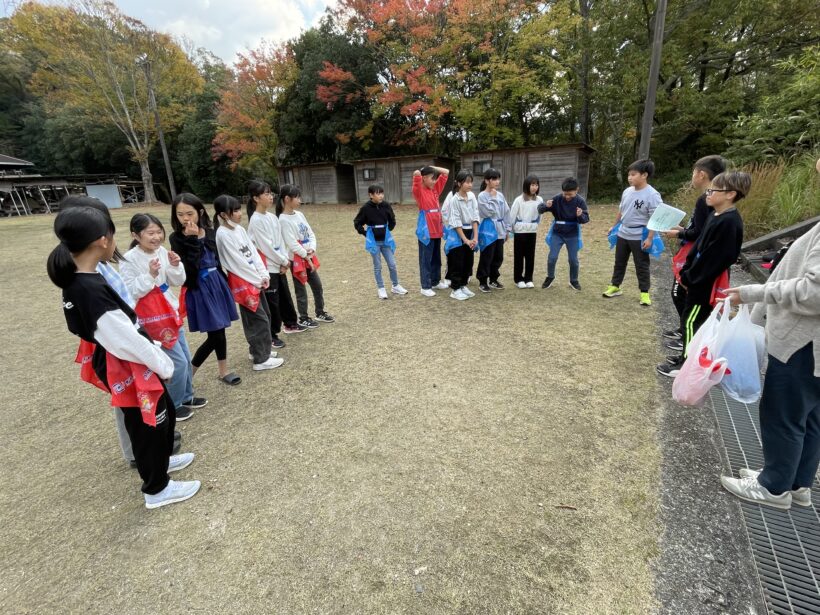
[459,145,592,200]
[276,163,356,204]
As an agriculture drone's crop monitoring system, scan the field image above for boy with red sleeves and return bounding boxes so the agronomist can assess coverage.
[413,165,450,296]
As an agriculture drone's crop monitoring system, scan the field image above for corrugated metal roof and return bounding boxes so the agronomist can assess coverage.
[0,154,34,166]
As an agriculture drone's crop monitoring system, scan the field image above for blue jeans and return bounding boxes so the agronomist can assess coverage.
[164,327,194,408]
[371,243,399,288]
[547,232,580,282]
[757,343,820,494]
[418,238,442,289]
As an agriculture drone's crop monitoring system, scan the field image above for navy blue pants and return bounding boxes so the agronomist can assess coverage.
[418,238,442,290]
[757,343,820,495]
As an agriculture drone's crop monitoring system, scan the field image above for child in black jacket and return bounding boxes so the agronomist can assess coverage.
[354,184,407,299]
[657,171,750,377]
[660,155,727,350]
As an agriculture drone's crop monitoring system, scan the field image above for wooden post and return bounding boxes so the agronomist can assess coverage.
[638,0,668,160]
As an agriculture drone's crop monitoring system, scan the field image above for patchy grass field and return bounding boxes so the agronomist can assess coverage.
[0,202,662,614]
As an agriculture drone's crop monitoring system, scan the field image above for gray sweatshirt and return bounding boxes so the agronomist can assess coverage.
[741,222,820,375]
[477,190,511,237]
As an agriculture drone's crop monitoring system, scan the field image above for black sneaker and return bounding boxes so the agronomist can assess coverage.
[181,397,208,410]
[298,317,319,329]
[666,354,683,364]
[662,329,682,340]
[569,280,582,291]
[174,430,181,443]
[272,336,286,349]
[315,311,335,323]
[541,276,554,289]
[176,406,194,422]
[666,340,684,352]
[479,283,492,293]
[282,323,307,334]
[489,280,504,289]
[657,356,684,378]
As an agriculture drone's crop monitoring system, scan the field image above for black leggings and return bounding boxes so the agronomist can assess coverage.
[191,329,227,367]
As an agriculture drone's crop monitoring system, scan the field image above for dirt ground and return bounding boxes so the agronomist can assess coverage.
[0,202,663,614]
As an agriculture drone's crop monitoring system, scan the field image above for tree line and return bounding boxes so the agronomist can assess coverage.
[1,0,818,202]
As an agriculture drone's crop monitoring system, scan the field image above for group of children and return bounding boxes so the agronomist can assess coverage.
[50,155,753,510]
[355,166,592,300]
[49,183,335,509]
[591,155,750,378]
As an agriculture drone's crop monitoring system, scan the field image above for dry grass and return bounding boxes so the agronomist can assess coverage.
[0,202,662,614]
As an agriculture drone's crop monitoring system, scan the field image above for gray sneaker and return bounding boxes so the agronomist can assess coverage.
[168,453,195,474]
[144,479,201,509]
[738,469,812,507]
[720,475,792,510]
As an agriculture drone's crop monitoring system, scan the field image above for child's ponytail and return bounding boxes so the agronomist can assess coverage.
[47,243,78,289]
[277,184,301,216]
[47,207,111,289]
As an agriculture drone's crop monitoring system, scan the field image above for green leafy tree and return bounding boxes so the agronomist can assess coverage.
[6,1,202,202]
[727,47,820,163]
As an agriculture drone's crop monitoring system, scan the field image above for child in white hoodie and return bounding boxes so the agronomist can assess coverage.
[214,194,283,371]
[508,175,543,288]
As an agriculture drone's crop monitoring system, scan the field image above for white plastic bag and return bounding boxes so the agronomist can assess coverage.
[672,301,730,406]
[717,303,765,403]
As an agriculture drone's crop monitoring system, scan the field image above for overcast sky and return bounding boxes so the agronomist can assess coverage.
[2,0,338,64]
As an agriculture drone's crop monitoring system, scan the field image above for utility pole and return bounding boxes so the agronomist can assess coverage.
[138,54,176,200]
[638,0,668,160]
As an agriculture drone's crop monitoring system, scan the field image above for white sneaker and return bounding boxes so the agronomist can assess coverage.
[377,287,388,300]
[391,284,408,295]
[420,288,436,297]
[517,281,527,289]
[461,286,475,297]
[253,356,285,370]
[168,453,194,473]
[434,280,451,290]
[739,469,812,507]
[450,288,468,301]
[249,351,277,360]
[526,282,535,288]
[720,475,792,509]
[144,479,201,509]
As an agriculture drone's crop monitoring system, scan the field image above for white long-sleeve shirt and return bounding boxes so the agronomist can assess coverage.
[247,211,290,272]
[279,210,317,260]
[509,195,543,233]
[215,223,269,287]
[120,245,186,311]
[96,310,174,379]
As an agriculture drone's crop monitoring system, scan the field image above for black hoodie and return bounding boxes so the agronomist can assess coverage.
[353,199,396,242]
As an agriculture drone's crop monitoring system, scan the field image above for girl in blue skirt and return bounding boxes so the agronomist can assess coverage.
[169,193,241,385]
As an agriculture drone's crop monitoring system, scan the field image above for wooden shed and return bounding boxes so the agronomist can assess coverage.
[351,155,456,205]
[277,162,357,204]
[458,144,594,199]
